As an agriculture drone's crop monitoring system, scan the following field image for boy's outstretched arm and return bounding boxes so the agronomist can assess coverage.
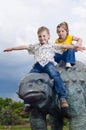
[3,45,28,52]
[61,44,86,51]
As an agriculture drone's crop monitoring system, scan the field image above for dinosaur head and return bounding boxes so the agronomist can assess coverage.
[17,73,54,107]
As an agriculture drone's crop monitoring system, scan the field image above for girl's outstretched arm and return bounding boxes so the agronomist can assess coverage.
[3,45,29,52]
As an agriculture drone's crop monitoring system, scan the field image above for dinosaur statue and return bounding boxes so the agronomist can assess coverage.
[17,61,86,130]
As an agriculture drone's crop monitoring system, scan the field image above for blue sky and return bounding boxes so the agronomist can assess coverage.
[0,0,86,101]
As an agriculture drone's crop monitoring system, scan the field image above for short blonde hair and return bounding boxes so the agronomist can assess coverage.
[56,22,69,35]
[37,26,50,34]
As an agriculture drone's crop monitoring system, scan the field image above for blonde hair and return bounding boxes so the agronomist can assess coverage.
[56,22,69,35]
[37,26,50,35]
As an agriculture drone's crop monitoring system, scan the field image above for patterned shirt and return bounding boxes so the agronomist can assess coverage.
[27,43,63,66]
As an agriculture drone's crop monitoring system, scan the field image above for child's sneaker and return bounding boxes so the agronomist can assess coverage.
[20,105,33,115]
[60,98,69,108]
[66,63,72,68]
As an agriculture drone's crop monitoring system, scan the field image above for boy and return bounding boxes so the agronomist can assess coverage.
[3,26,86,114]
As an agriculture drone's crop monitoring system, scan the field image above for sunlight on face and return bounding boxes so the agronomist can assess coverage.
[57,27,68,40]
[38,30,50,45]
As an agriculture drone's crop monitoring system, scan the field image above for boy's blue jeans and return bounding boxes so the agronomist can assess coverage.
[24,62,66,105]
[54,49,75,65]
[30,62,66,99]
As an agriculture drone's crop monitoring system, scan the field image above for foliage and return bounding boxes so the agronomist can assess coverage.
[0,97,26,125]
[0,97,69,129]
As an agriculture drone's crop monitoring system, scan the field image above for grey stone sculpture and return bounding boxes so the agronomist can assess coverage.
[17,61,86,130]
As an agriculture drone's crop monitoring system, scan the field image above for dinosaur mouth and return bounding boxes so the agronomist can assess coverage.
[23,91,46,103]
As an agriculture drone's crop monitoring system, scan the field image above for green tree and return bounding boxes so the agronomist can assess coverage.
[0,97,27,125]
[0,107,22,125]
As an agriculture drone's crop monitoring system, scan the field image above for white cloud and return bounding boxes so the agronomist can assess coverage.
[0,92,22,101]
[0,0,86,62]
[10,93,22,101]
[70,22,86,43]
[0,0,40,50]
[76,51,86,64]
[72,7,86,18]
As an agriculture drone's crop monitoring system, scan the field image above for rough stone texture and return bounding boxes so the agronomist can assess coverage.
[58,61,86,130]
[18,73,63,130]
[17,61,86,130]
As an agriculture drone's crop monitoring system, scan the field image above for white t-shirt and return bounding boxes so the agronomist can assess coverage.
[27,43,63,66]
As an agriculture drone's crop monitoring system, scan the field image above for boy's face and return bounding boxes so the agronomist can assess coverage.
[38,30,50,45]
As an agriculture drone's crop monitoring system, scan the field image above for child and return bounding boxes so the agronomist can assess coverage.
[54,21,83,68]
[3,26,85,115]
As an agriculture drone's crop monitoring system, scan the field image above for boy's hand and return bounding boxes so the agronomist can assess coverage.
[75,45,86,52]
[3,48,13,52]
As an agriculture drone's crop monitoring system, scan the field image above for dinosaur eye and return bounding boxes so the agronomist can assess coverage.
[27,83,32,87]
[29,84,32,87]
[36,79,42,85]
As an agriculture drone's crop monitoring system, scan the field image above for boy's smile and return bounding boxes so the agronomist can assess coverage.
[38,30,50,45]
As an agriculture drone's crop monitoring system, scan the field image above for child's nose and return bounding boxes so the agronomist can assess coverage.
[41,37,44,39]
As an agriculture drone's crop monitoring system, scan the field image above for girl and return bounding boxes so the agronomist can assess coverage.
[54,22,83,68]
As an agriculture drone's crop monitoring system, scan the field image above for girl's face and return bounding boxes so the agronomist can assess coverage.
[57,27,67,40]
[38,30,50,45]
